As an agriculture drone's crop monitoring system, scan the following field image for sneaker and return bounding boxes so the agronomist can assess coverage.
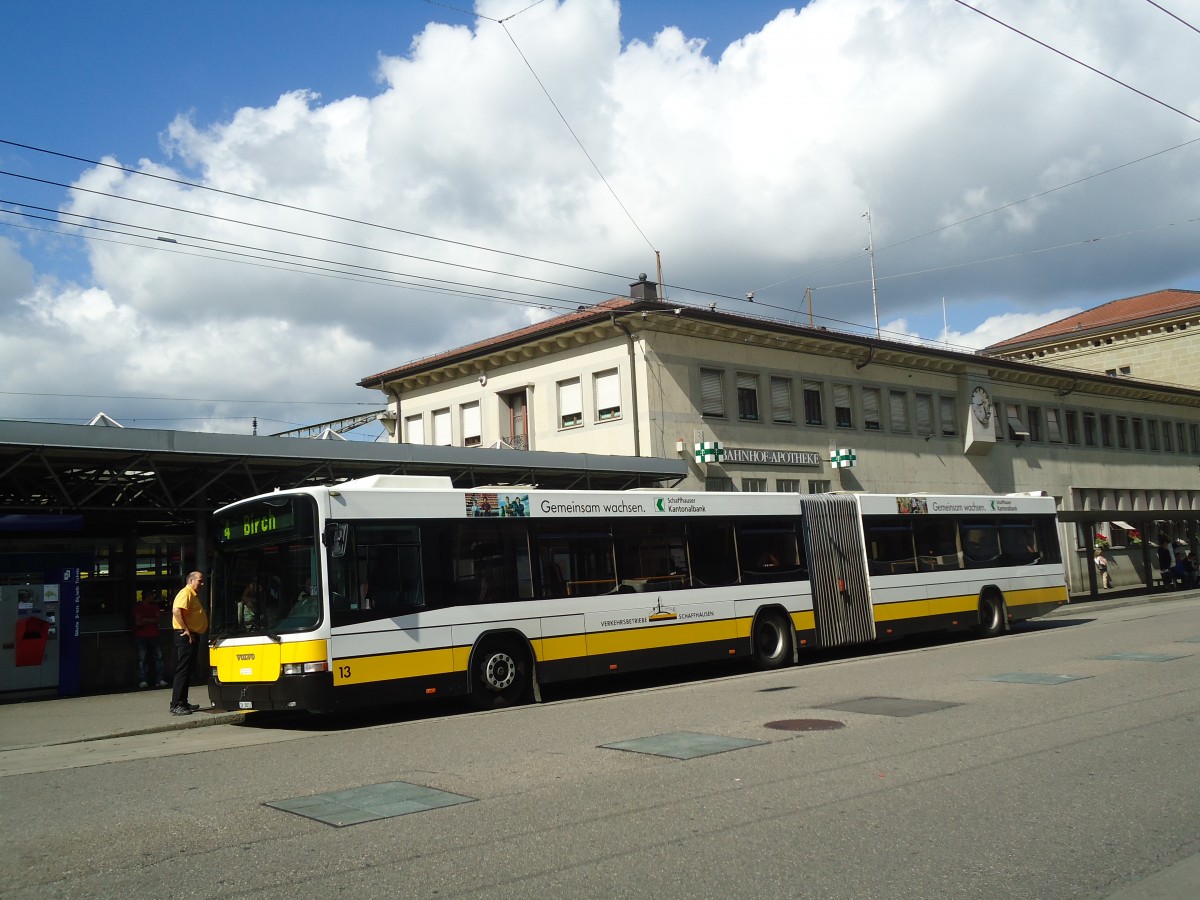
[138,681,149,689]
[170,705,193,716]
[185,702,201,712]
[155,681,169,688]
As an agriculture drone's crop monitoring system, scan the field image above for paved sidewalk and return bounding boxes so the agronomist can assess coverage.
[0,685,245,752]
[1,587,1195,754]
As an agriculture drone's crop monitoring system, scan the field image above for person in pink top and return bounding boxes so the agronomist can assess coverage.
[132,589,167,689]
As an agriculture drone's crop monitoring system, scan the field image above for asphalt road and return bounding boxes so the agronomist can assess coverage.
[4,596,1199,899]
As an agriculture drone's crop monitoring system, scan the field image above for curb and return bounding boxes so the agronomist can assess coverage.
[20,709,251,751]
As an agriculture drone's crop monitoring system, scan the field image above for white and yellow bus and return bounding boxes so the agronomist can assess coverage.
[207,476,1067,712]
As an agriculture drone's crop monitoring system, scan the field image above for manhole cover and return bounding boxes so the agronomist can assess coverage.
[764,718,845,731]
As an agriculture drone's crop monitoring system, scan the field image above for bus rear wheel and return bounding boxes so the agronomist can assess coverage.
[976,594,1007,638]
[752,611,793,669]
[471,640,531,708]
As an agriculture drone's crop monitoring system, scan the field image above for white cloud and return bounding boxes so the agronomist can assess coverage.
[5,0,1200,431]
[944,307,1083,351]
[0,236,34,302]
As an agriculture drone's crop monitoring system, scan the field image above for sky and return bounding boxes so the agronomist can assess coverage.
[2,0,1200,441]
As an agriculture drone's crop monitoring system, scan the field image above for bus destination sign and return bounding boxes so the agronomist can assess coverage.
[218,507,295,543]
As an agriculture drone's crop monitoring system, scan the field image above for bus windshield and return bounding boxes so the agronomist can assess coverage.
[211,495,321,639]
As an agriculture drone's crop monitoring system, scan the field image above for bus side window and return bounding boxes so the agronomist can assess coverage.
[864,517,915,575]
[961,523,1000,567]
[687,521,738,587]
[532,524,615,598]
[614,521,689,591]
[736,520,806,584]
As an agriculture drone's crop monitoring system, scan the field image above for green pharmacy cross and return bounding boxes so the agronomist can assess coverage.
[831,448,857,468]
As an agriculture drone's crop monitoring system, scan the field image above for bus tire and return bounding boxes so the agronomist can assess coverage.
[976,593,1007,638]
[470,639,531,708]
[752,611,793,669]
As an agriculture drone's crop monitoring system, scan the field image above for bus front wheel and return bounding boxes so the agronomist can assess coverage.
[752,611,793,669]
[471,640,531,708]
[976,594,1007,638]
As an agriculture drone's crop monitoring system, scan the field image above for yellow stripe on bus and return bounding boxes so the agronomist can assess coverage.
[334,647,458,685]
[280,640,329,663]
[874,585,1069,623]
[585,619,739,655]
[534,633,589,662]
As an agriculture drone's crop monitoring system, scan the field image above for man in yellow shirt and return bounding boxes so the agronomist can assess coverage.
[170,571,208,716]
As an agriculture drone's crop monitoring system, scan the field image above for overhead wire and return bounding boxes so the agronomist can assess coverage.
[0,139,639,284]
[0,167,638,303]
[0,201,612,312]
[1143,0,1200,35]
[952,0,1200,128]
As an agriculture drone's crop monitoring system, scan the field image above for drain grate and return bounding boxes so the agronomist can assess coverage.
[764,718,845,731]
[817,696,960,717]
[976,672,1090,685]
[1094,651,1191,662]
[266,781,475,827]
[602,731,766,759]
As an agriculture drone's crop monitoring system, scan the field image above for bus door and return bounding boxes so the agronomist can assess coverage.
[799,494,874,647]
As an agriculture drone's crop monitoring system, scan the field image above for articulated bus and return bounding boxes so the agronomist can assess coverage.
[207,476,1067,713]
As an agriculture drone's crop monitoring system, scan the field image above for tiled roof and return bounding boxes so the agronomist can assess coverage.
[985,289,1200,351]
[359,297,645,386]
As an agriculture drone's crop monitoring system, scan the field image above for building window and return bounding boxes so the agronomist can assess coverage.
[1190,424,1199,454]
[938,395,957,436]
[1064,410,1079,445]
[404,414,424,445]
[1116,416,1129,450]
[1163,422,1173,452]
[776,478,801,493]
[431,408,452,446]
[1006,403,1030,441]
[705,476,734,492]
[862,387,882,431]
[889,390,909,433]
[808,479,832,493]
[770,376,793,424]
[802,380,824,426]
[1147,420,1159,451]
[833,383,853,428]
[915,393,934,437]
[700,368,725,418]
[1100,414,1114,448]
[461,401,481,447]
[594,369,621,421]
[558,377,583,429]
[741,478,767,492]
[1178,422,1189,453]
[1131,418,1145,451]
[1026,406,1043,442]
[736,372,760,421]
[1083,412,1097,447]
[1045,408,1063,443]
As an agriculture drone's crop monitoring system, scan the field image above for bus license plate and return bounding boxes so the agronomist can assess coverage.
[239,701,253,709]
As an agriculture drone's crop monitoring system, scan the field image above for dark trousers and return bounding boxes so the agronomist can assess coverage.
[171,631,197,708]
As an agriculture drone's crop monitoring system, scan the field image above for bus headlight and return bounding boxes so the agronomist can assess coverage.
[282,662,329,676]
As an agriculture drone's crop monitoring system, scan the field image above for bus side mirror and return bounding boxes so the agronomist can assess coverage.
[327,523,348,558]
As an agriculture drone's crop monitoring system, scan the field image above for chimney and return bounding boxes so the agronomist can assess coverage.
[630,273,657,301]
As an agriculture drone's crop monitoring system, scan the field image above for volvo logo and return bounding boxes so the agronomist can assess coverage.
[236,653,255,661]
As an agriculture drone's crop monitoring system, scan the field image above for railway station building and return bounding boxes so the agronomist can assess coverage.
[360,282,1200,599]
